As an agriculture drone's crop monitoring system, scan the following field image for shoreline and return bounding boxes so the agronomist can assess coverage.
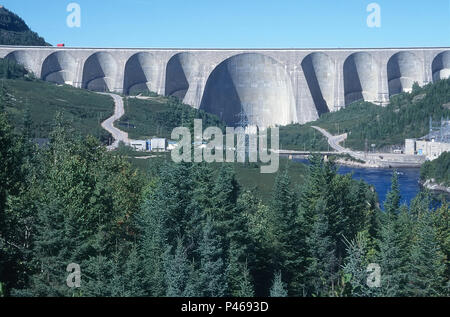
[420,179,450,194]
[286,154,422,169]
[334,158,422,169]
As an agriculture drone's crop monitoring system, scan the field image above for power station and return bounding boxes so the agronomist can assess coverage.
[1,46,449,127]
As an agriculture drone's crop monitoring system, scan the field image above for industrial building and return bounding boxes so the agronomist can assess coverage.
[405,118,450,160]
[130,138,167,152]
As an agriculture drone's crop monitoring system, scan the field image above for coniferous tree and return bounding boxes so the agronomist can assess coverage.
[378,172,405,297]
[378,213,403,297]
[210,165,240,247]
[407,210,446,296]
[82,228,117,297]
[384,171,401,216]
[164,238,191,297]
[269,169,304,295]
[13,114,143,297]
[270,271,288,297]
[16,197,77,297]
[342,233,378,297]
[433,203,450,292]
[139,196,167,297]
[0,112,26,295]
[235,263,255,298]
[122,244,146,297]
[238,190,276,296]
[305,199,337,296]
[395,205,413,295]
[199,218,227,297]
[226,242,244,297]
[226,242,255,297]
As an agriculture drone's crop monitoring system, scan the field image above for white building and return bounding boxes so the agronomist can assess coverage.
[151,138,167,152]
[130,140,147,152]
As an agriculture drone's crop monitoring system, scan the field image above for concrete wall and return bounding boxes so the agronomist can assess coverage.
[415,140,450,160]
[1,46,449,127]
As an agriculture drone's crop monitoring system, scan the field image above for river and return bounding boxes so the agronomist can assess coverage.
[293,158,446,209]
[336,165,421,208]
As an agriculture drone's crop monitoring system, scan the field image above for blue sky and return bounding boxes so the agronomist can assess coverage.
[2,0,450,48]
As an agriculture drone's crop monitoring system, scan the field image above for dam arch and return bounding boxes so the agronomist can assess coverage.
[387,51,423,96]
[165,52,201,102]
[5,50,35,74]
[82,52,118,92]
[301,52,335,115]
[432,51,450,82]
[123,52,161,95]
[41,51,77,85]
[343,52,379,105]
[200,53,297,127]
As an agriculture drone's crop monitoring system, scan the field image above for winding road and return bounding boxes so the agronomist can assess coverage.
[98,93,132,149]
[312,126,350,153]
[311,125,425,167]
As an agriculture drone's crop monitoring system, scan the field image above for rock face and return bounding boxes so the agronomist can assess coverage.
[1,46,449,127]
[422,179,450,194]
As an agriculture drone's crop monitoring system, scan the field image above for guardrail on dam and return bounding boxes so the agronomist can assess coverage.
[1,46,449,127]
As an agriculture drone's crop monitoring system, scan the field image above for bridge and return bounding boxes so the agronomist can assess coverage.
[1,46,449,127]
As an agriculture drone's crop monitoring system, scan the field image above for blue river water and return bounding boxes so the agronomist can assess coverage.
[293,158,423,208]
[336,165,421,208]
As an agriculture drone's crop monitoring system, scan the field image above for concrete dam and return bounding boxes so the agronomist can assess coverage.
[1,46,449,127]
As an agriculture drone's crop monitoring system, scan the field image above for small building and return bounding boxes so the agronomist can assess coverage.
[130,140,147,152]
[151,138,167,152]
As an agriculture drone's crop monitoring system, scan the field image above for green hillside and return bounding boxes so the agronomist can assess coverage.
[279,124,329,151]
[421,152,450,187]
[116,95,226,139]
[0,77,114,142]
[0,6,48,46]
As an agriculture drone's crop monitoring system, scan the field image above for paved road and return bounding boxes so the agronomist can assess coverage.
[311,125,425,167]
[98,93,131,149]
[312,126,350,153]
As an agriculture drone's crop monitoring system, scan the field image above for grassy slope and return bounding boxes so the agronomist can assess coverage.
[115,96,225,140]
[2,79,114,142]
